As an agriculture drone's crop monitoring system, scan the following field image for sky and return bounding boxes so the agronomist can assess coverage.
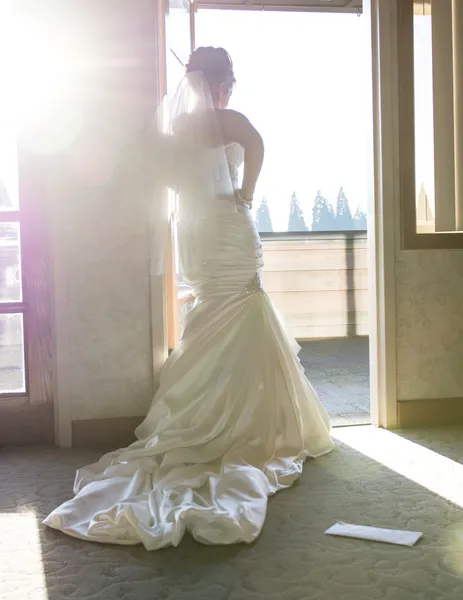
[194,10,369,231]
[414,15,435,216]
[0,6,434,229]
[168,8,434,231]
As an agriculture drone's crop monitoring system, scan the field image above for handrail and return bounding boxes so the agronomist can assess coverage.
[260,230,368,241]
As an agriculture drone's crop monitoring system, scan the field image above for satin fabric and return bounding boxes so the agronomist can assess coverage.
[43,145,335,550]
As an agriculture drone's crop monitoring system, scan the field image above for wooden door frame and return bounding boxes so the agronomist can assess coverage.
[165,0,196,351]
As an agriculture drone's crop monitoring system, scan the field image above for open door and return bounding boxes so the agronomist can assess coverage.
[163,0,195,351]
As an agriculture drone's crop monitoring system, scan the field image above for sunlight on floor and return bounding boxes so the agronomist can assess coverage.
[0,512,47,599]
[334,426,463,507]
[333,427,463,578]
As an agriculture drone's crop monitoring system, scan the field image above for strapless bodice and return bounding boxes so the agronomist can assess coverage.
[179,142,263,301]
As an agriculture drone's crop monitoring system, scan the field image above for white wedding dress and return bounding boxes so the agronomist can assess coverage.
[43,142,335,550]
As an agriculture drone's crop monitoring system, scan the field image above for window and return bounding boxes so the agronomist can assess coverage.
[399,0,463,248]
[166,0,193,96]
[195,9,369,234]
[0,12,26,395]
[413,2,435,233]
[0,3,54,414]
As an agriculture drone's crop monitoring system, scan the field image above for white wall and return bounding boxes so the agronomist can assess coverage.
[44,1,165,442]
[395,250,463,400]
[382,0,463,404]
[51,169,155,422]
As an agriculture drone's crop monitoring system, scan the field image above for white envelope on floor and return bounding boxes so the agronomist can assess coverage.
[325,522,422,547]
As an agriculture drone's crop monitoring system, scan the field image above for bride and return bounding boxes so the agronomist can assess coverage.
[44,47,335,550]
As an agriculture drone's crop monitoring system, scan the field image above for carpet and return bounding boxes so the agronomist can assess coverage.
[1,426,463,600]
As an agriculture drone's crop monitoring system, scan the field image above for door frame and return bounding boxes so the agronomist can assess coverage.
[162,0,398,428]
[366,0,398,428]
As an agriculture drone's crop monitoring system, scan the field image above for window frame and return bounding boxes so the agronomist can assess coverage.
[0,209,28,399]
[0,148,55,449]
[162,0,195,350]
[398,0,463,249]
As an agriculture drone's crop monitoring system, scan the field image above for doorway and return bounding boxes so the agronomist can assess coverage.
[162,1,378,428]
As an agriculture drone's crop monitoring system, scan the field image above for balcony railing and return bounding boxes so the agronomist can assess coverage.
[178,230,368,342]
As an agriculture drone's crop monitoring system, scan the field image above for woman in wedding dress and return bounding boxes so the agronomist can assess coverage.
[44,47,335,550]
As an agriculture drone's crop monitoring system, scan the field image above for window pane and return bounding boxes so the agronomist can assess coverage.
[166,0,191,97]
[196,10,369,233]
[0,222,22,303]
[414,8,435,233]
[0,313,26,394]
[0,132,18,211]
[0,3,19,210]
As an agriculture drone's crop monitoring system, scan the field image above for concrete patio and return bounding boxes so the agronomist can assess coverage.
[299,336,370,426]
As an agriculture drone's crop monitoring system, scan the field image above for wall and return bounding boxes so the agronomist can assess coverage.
[382,0,463,414]
[51,169,154,422]
[396,251,463,401]
[43,0,463,443]
[379,0,463,405]
[262,233,369,339]
[43,1,164,443]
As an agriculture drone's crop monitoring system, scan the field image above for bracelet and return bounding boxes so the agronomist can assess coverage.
[236,190,253,205]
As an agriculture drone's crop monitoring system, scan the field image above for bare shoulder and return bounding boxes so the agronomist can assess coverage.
[216,108,251,126]
[216,109,263,148]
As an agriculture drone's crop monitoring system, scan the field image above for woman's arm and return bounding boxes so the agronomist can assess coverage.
[217,109,265,200]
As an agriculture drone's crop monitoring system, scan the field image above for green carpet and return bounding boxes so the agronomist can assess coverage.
[1,426,463,600]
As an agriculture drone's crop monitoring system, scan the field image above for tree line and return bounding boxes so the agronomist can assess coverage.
[255,188,367,233]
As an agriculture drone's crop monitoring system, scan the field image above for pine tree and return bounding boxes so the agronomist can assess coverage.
[287,191,309,232]
[334,187,354,230]
[353,206,367,230]
[255,196,273,233]
[311,190,336,231]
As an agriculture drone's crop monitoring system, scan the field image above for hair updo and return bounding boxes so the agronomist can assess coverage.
[185,46,235,88]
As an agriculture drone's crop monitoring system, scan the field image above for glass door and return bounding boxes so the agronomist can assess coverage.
[164,0,194,350]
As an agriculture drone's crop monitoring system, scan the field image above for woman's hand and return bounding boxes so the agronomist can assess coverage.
[235,189,253,209]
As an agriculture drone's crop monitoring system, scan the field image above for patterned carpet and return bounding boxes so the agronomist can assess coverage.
[2,426,463,600]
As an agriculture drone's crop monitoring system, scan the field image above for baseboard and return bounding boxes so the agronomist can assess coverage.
[68,399,463,447]
[397,397,463,428]
[0,404,55,446]
[72,416,144,449]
